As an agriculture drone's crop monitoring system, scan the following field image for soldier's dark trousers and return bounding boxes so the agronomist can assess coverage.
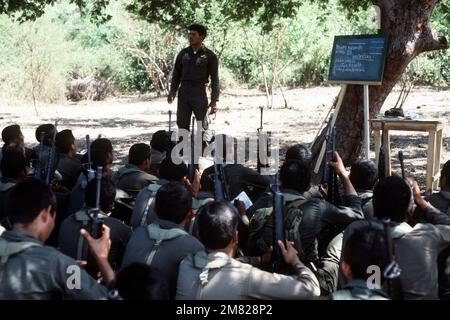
[177,83,208,131]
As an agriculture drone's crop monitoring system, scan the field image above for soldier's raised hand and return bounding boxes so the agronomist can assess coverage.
[328,151,348,178]
[80,225,111,261]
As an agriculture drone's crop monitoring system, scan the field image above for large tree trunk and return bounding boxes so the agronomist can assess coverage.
[311,0,448,166]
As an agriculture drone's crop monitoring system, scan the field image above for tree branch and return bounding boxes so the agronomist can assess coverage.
[416,27,448,54]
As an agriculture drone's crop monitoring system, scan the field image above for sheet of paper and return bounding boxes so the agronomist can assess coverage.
[233,191,253,210]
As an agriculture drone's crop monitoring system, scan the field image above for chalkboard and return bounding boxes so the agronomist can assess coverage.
[328,34,388,85]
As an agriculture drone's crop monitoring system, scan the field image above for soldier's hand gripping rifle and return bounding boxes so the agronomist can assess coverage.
[322,116,339,205]
[378,122,387,180]
[45,120,58,186]
[382,218,403,300]
[34,131,46,180]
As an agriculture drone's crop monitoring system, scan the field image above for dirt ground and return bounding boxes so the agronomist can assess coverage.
[0,86,449,190]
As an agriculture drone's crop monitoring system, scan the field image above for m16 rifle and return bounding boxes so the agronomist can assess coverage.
[398,151,406,180]
[85,135,95,183]
[34,131,46,180]
[322,116,339,205]
[272,154,285,273]
[45,120,58,186]
[257,106,271,174]
[378,122,387,180]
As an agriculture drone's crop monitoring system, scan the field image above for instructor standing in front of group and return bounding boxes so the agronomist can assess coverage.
[167,24,219,132]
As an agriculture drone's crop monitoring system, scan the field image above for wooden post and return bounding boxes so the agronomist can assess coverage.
[426,131,437,194]
[383,129,391,176]
[363,85,370,160]
[433,129,443,190]
[374,128,381,163]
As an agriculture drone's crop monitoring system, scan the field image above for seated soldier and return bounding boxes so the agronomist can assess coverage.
[113,143,157,196]
[67,143,112,216]
[342,175,450,300]
[1,124,35,167]
[129,157,203,229]
[247,153,364,268]
[0,148,27,224]
[247,143,319,219]
[114,262,170,300]
[176,201,320,300]
[329,225,390,300]
[349,159,378,218]
[55,129,81,190]
[121,182,204,299]
[425,160,450,214]
[33,123,56,174]
[0,178,108,299]
[201,134,270,203]
[149,130,170,176]
[285,143,323,199]
[58,176,132,271]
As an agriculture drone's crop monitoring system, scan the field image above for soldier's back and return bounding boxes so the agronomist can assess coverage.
[0,230,107,299]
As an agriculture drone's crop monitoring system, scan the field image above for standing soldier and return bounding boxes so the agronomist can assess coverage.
[167,24,219,133]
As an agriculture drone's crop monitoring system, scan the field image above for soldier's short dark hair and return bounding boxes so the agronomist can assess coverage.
[81,138,113,169]
[1,124,22,145]
[280,159,311,193]
[441,160,450,189]
[154,182,192,224]
[188,24,207,38]
[197,201,239,250]
[285,144,312,165]
[373,175,412,223]
[150,130,170,152]
[343,224,389,281]
[0,148,26,179]
[350,160,378,191]
[85,176,116,212]
[35,124,56,147]
[91,138,113,155]
[5,178,57,225]
[115,263,169,300]
[158,158,187,181]
[129,143,151,166]
[55,129,75,154]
